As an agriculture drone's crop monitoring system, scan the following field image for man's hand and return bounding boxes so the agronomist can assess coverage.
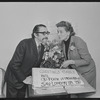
[60,60,75,69]
[23,76,32,84]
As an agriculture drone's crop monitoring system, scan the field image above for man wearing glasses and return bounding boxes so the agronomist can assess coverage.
[5,24,50,98]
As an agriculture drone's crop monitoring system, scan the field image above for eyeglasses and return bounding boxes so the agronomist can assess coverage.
[36,31,50,35]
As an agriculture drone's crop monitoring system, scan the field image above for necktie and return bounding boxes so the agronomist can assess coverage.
[37,44,41,60]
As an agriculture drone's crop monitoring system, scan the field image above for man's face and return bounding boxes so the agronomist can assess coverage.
[35,26,50,44]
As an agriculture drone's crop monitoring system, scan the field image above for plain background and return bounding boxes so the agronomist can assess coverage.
[0,2,100,97]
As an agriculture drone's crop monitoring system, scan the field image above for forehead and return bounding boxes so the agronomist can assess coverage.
[39,26,48,32]
[57,27,65,31]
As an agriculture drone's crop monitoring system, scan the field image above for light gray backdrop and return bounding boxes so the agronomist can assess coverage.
[0,2,100,97]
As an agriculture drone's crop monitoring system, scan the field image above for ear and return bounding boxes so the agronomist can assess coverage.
[34,33,38,38]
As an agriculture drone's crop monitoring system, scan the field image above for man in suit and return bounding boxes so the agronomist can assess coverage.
[4,24,50,98]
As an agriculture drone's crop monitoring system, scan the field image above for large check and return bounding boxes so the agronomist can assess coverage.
[32,68,84,88]
[30,68,95,96]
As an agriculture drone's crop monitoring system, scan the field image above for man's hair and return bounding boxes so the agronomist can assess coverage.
[31,24,46,38]
[56,21,75,36]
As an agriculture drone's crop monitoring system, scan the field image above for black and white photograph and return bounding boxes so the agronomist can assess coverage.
[0,2,100,98]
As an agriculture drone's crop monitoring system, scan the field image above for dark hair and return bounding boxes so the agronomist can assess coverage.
[56,21,75,36]
[31,24,46,38]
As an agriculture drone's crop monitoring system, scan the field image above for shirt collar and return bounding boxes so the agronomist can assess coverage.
[35,38,41,47]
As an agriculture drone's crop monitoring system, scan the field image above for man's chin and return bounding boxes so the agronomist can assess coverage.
[42,42,47,45]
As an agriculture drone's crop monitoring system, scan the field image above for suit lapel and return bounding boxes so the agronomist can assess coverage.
[38,44,44,61]
[31,38,38,61]
[31,38,44,67]
[68,36,74,59]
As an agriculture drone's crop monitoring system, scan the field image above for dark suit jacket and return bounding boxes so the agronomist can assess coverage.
[5,38,44,89]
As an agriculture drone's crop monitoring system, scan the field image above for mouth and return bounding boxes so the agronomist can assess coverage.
[42,37,48,41]
[42,37,48,43]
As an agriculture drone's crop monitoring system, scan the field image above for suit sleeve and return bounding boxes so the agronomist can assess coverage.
[9,40,26,82]
[72,37,92,68]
